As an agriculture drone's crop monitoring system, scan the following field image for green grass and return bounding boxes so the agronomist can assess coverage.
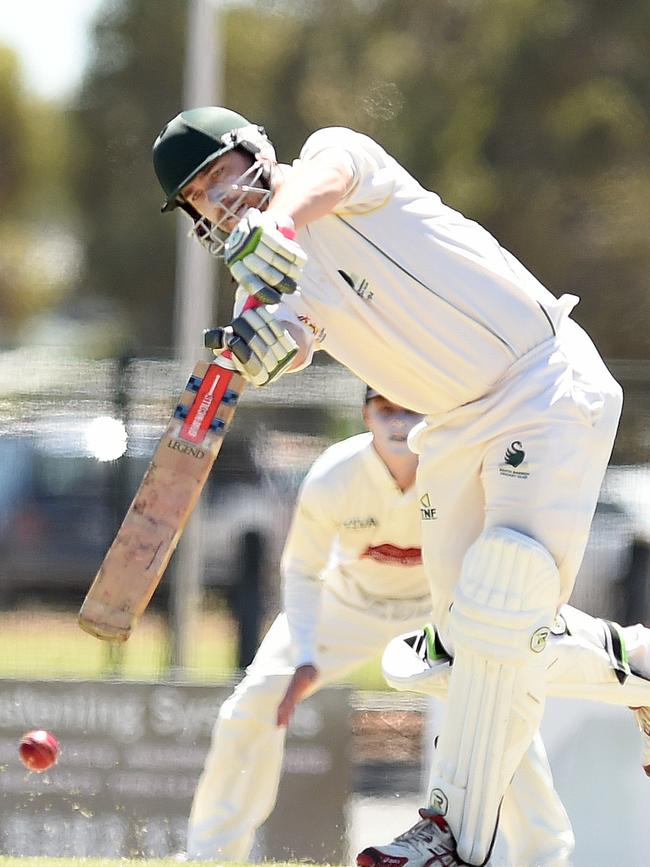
[0,606,387,689]
[0,860,344,867]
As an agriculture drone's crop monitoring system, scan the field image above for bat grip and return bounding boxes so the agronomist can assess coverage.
[220,223,296,361]
[220,294,262,361]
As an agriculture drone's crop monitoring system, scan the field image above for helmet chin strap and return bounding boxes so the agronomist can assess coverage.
[188,161,271,258]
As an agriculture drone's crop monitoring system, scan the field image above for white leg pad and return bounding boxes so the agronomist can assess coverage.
[428,527,560,865]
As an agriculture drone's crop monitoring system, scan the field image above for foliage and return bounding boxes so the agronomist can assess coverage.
[69,0,185,353]
[0,48,74,341]
[0,859,331,867]
[0,46,28,210]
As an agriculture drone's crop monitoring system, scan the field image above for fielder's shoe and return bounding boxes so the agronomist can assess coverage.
[356,807,462,867]
[631,706,650,776]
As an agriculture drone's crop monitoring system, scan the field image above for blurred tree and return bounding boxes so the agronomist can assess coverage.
[0,46,28,211]
[0,46,75,341]
[72,0,650,357]
[467,0,650,359]
[70,0,185,353]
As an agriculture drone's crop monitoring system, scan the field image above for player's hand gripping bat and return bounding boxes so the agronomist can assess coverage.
[78,297,261,642]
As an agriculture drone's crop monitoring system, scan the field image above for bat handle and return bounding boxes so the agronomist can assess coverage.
[220,223,296,362]
[220,294,262,362]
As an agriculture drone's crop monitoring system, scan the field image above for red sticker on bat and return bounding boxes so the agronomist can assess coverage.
[180,364,234,444]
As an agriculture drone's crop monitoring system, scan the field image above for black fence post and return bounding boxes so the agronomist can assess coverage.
[235,530,265,669]
[622,539,650,625]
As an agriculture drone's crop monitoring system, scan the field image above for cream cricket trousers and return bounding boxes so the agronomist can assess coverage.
[410,318,623,862]
[186,587,431,861]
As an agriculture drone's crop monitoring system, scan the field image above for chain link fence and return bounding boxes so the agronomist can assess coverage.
[0,350,648,681]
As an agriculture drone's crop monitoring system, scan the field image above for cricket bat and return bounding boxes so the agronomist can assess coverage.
[79,301,259,642]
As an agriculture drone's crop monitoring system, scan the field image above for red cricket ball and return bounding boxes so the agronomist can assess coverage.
[18,729,60,772]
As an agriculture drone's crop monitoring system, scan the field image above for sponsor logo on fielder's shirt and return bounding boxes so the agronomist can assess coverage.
[499,440,530,479]
[361,544,423,566]
[338,269,374,302]
[420,493,437,520]
[343,516,378,529]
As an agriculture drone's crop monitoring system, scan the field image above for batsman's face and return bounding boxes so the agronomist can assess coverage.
[363,396,423,456]
[181,149,270,234]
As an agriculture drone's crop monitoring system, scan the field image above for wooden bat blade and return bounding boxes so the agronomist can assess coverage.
[79,358,247,642]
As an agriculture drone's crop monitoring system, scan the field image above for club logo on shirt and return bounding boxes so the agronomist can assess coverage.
[343,516,378,529]
[504,441,525,467]
[499,440,530,479]
[338,269,374,302]
[420,493,437,521]
[297,314,326,343]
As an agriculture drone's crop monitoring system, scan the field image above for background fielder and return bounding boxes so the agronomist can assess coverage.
[186,390,431,860]
[153,107,623,866]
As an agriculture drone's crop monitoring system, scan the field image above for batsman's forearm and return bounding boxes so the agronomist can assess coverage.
[267,156,353,230]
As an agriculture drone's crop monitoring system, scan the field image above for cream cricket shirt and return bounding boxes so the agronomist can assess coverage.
[281,432,430,666]
[280,127,577,415]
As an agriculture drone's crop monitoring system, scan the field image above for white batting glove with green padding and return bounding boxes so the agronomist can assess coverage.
[224,209,307,304]
[204,306,298,387]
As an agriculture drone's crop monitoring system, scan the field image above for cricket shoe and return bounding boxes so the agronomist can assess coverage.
[630,706,650,776]
[356,808,463,867]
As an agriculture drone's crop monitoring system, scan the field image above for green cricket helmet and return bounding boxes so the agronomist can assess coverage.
[152,106,276,211]
[152,106,276,256]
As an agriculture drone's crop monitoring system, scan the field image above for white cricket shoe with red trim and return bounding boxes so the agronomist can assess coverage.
[356,808,463,867]
[631,706,650,776]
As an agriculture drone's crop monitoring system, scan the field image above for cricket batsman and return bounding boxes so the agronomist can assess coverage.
[153,107,628,865]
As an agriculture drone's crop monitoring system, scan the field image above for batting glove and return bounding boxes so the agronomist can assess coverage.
[204,306,298,387]
[224,209,307,304]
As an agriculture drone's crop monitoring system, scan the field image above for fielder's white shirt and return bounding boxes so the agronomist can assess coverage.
[278,126,578,415]
[281,432,430,665]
